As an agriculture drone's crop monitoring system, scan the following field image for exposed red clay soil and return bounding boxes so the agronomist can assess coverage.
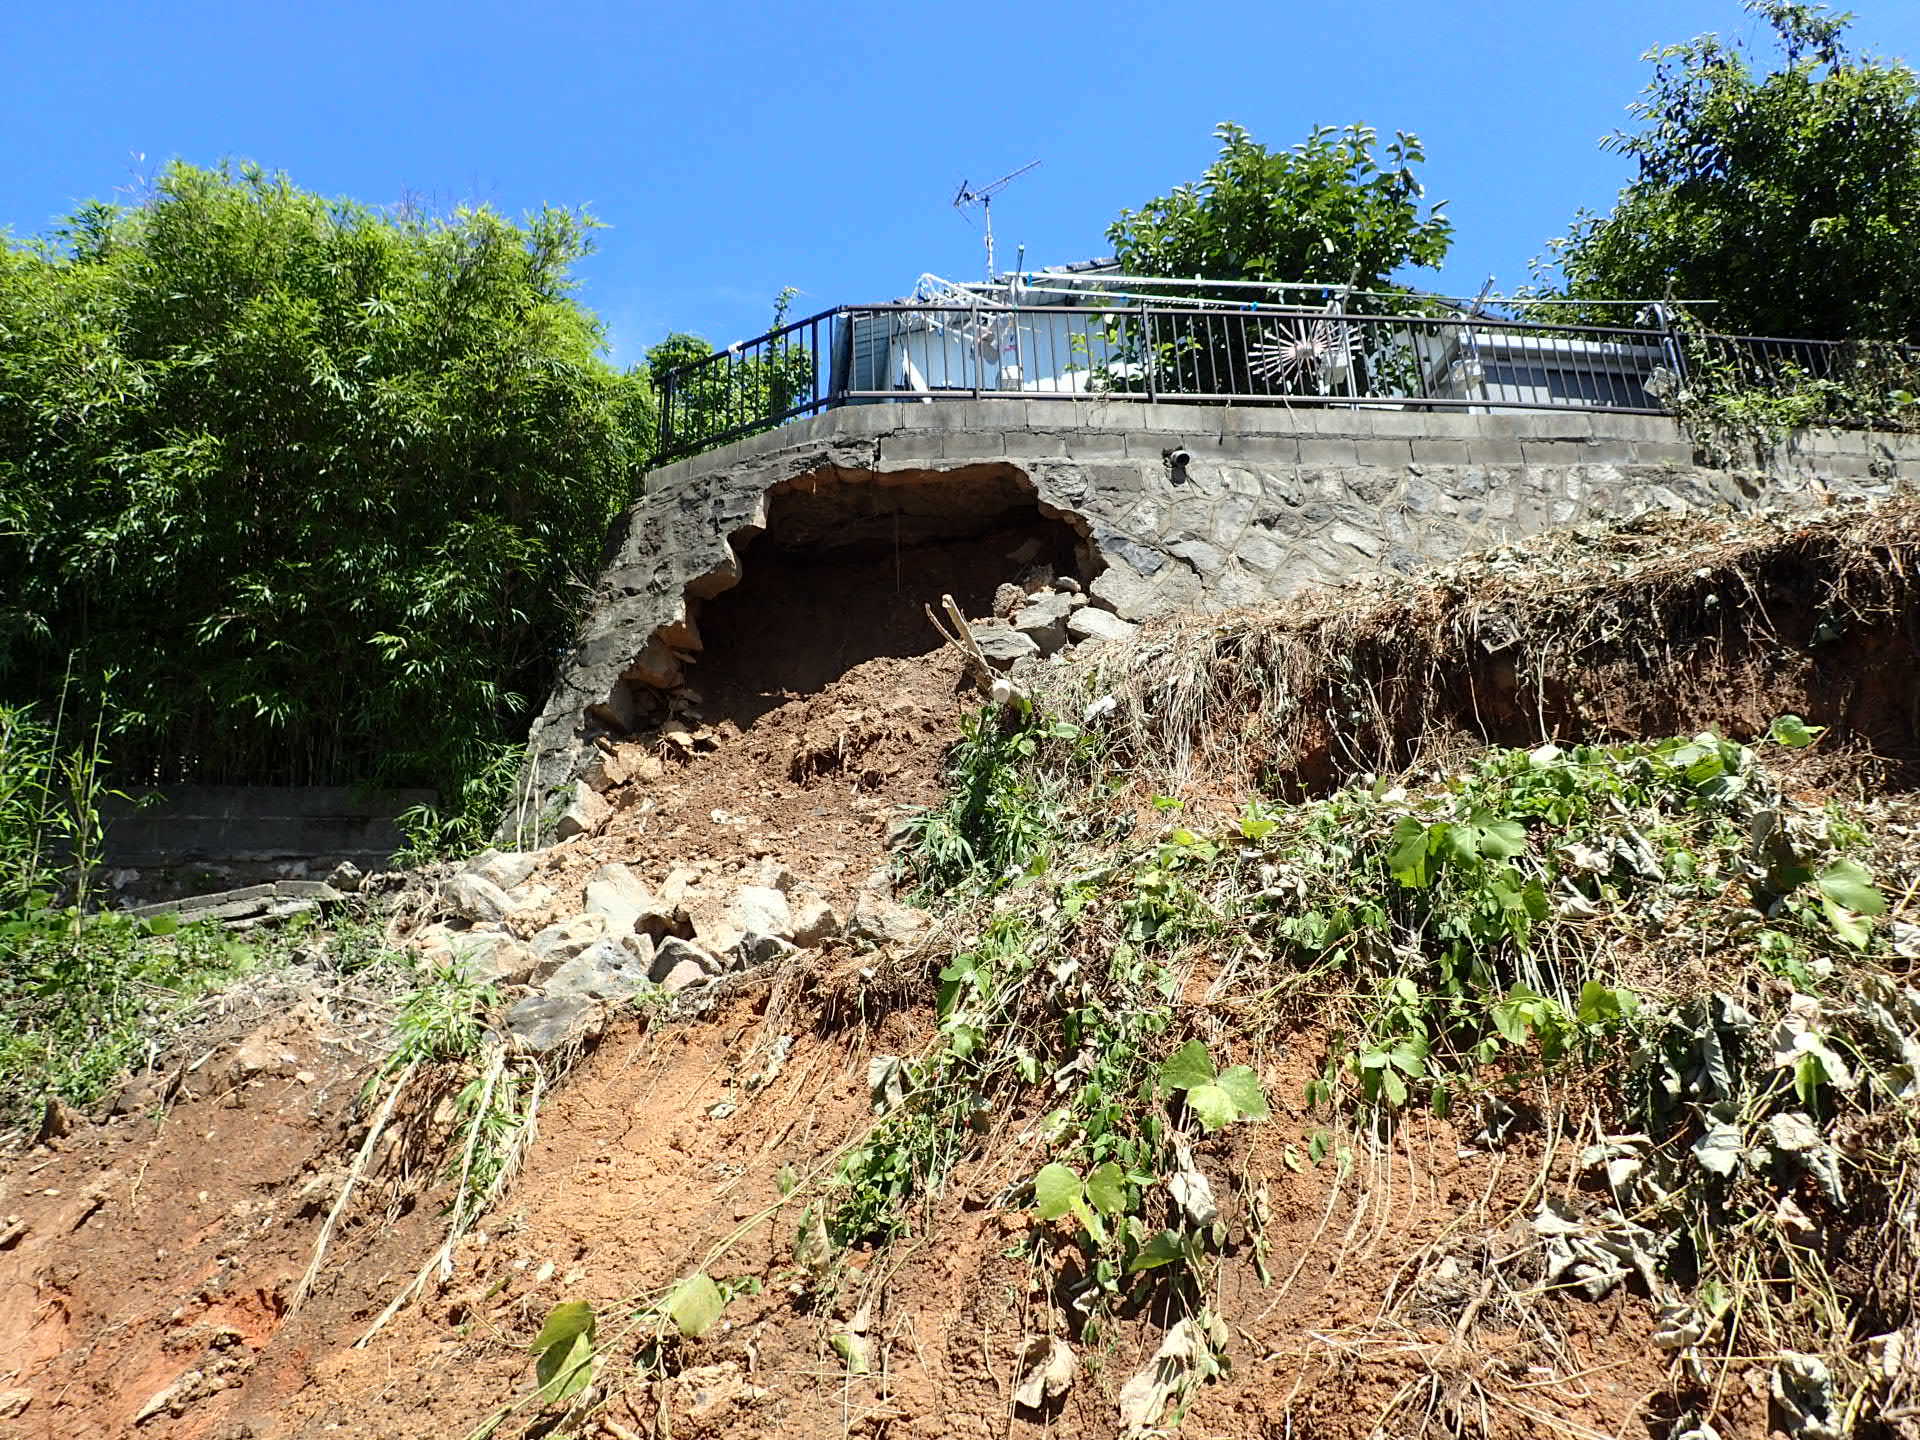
[12,505,1914,1440]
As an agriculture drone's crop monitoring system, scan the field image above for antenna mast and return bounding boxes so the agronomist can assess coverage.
[953,160,1040,281]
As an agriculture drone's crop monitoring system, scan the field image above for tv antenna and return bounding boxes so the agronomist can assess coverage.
[953,160,1040,281]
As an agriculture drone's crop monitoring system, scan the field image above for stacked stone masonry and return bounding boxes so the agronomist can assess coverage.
[521,400,1920,825]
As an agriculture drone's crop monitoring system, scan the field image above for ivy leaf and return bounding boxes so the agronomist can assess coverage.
[530,1301,596,1404]
[1084,1161,1129,1216]
[1033,1162,1082,1220]
[1466,808,1527,859]
[1692,1122,1744,1177]
[1386,817,1435,887]
[1216,1065,1269,1120]
[1159,1039,1215,1092]
[1069,1195,1109,1247]
[1490,999,1529,1046]
[1182,1083,1237,1132]
[1127,1229,1187,1272]
[1817,858,1886,917]
[667,1272,726,1339]
[1577,980,1638,1026]
[1823,895,1873,949]
[1379,1067,1409,1107]
[1769,714,1824,748]
[1387,1039,1428,1078]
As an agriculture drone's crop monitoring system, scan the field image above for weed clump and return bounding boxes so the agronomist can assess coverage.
[831,695,1920,1435]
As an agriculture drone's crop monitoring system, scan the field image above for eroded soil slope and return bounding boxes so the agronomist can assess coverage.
[4,500,1919,1440]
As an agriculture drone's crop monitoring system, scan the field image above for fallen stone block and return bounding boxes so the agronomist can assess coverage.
[649,935,725,983]
[789,897,841,947]
[847,894,931,948]
[544,934,656,1002]
[506,993,598,1054]
[528,913,610,970]
[970,622,1040,670]
[727,885,792,942]
[467,849,540,892]
[442,871,514,925]
[583,861,671,936]
[1012,591,1074,656]
[733,933,798,969]
[554,781,611,840]
[448,932,540,987]
[1067,607,1141,645]
[659,959,710,995]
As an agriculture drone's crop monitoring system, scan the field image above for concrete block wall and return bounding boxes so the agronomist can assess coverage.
[101,785,434,900]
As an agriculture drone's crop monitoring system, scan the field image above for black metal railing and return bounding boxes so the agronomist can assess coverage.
[655,301,1915,462]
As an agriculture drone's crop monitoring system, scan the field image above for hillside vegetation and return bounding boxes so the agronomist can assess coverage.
[0,162,648,805]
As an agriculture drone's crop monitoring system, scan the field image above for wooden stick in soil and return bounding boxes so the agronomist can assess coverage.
[925,593,1028,706]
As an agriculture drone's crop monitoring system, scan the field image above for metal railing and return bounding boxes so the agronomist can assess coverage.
[654,300,1910,461]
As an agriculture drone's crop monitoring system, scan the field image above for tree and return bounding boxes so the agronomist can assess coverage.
[1542,2,1920,341]
[1105,122,1453,304]
[0,162,650,800]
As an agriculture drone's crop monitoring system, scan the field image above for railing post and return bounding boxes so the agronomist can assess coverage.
[659,372,675,458]
[1142,303,1157,404]
[1657,303,1690,390]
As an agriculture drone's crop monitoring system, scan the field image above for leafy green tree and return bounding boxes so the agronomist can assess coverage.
[648,289,821,456]
[0,162,650,799]
[1105,122,1453,302]
[1542,2,1920,340]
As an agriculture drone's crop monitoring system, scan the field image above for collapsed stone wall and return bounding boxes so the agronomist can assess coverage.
[516,400,1920,835]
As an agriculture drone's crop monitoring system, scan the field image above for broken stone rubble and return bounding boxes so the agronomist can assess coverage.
[418,821,942,1055]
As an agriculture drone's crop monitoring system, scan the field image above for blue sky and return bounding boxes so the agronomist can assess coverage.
[5,0,1917,364]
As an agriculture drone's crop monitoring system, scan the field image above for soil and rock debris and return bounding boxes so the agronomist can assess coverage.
[3,499,1918,1440]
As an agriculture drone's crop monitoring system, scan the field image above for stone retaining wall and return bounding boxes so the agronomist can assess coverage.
[521,400,1920,828]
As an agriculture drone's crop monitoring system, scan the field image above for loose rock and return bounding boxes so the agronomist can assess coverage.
[789,896,841,946]
[658,959,710,996]
[1011,590,1074,656]
[544,934,656,1002]
[727,885,792,942]
[1066,607,1140,645]
[584,862,684,938]
[441,872,514,925]
[649,936,725,983]
[970,622,1040,670]
[847,894,931,948]
[733,933,798,969]
[528,914,610,969]
[554,781,611,840]
[506,994,598,1054]
[468,849,540,893]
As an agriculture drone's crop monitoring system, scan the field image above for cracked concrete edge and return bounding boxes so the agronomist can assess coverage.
[506,405,1914,841]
